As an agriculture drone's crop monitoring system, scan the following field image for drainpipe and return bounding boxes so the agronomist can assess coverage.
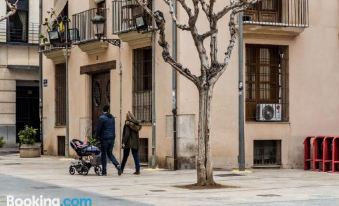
[65,18,69,157]
[39,0,43,154]
[150,0,157,169]
[238,12,245,171]
[119,47,123,162]
[172,1,178,171]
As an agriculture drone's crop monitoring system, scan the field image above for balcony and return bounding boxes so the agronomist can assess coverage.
[41,31,71,64]
[72,8,109,54]
[112,0,153,47]
[0,22,39,44]
[243,0,309,38]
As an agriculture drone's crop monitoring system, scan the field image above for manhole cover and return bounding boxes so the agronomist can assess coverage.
[3,163,21,165]
[215,174,243,177]
[257,194,281,197]
[149,190,166,192]
[32,186,61,190]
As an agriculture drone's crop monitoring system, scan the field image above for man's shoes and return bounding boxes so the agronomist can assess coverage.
[133,171,140,175]
[101,172,107,176]
[117,165,122,176]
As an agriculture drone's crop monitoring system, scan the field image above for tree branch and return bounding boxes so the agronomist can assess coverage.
[135,0,200,86]
[209,4,254,84]
[0,0,19,22]
[215,0,259,20]
[163,0,190,31]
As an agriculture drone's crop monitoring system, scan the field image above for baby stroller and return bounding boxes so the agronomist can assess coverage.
[69,139,102,176]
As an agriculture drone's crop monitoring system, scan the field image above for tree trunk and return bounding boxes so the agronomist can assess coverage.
[197,86,215,186]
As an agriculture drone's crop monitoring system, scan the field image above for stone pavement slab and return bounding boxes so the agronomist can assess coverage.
[0,154,339,205]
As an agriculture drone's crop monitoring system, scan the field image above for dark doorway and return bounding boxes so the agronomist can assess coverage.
[57,136,66,156]
[16,86,40,143]
[139,138,149,164]
[92,72,110,135]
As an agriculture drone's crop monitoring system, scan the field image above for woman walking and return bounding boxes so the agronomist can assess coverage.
[121,111,142,175]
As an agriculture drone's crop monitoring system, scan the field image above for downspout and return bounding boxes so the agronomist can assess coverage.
[65,15,69,157]
[119,46,122,162]
[150,0,157,169]
[172,1,178,171]
[238,12,245,171]
[39,0,43,154]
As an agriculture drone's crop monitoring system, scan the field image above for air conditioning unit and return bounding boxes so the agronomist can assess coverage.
[256,104,282,122]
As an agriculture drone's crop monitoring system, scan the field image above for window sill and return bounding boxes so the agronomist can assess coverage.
[246,121,290,125]
[54,125,66,128]
[0,42,39,46]
[140,122,152,126]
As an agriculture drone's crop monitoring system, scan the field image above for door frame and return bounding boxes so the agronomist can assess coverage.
[80,61,116,135]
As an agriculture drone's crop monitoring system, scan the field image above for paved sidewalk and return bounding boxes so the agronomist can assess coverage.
[1,154,339,206]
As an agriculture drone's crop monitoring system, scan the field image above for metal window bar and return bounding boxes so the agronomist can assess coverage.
[254,140,282,166]
[55,64,67,126]
[112,0,153,34]
[133,47,152,123]
[245,45,289,122]
[244,0,309,27]
[72,8,107,43]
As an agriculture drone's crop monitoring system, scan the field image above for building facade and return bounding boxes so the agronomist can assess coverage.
[41,0,339,169]
[0,0,40,147]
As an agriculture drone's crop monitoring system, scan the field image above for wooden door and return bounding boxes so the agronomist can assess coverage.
[92,72,110,136]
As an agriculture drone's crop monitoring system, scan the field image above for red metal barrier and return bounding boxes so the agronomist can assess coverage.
[313,136,325,171]
[333,137,339,172]
[323,137,334,172]
[304,136,313,170]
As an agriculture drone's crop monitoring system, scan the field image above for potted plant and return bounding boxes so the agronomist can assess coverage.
[0,136,5,148]
[18,125,41,158]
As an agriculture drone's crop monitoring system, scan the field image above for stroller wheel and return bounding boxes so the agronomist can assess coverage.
[81,166,89,176]
[94,166,102,176]
[69,166,76,175]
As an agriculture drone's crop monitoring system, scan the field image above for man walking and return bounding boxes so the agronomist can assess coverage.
[95,105,122,176]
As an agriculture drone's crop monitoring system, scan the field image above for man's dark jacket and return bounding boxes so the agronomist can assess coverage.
[95,113,115,140]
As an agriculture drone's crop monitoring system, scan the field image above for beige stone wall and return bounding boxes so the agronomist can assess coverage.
[42,0,339,169]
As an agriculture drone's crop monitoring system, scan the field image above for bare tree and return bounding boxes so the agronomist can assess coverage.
[0,0,19,22]
[136,0,259,186]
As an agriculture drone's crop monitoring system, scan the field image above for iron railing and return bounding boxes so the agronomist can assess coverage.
[0,22,39,44]
[133,90,152,123]
[244,0,309,27]
[112,0,152,34]
[72,8,107,43]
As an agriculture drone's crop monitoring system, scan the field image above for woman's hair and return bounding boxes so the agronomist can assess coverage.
[126,111,138,122]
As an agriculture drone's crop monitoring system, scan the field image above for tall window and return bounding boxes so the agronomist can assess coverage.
[55,64,66,126]
[7,0,28,43]
[133,47,152,122]
[245,45,289,121]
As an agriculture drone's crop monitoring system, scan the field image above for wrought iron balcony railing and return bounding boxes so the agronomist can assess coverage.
[0,22,39,44]
[72,8,107,43]
[112,0,152,34]
[244,0,309,28]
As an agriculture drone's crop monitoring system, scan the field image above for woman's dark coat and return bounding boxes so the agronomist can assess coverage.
[122,120,141,150]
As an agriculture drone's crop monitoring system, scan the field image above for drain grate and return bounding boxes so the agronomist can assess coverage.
[215,174,244,177]
[111,188,120,190]
[3,163,21,165]
[149,190,166,192]
[32,186,61,190]
[257,194,281,197]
